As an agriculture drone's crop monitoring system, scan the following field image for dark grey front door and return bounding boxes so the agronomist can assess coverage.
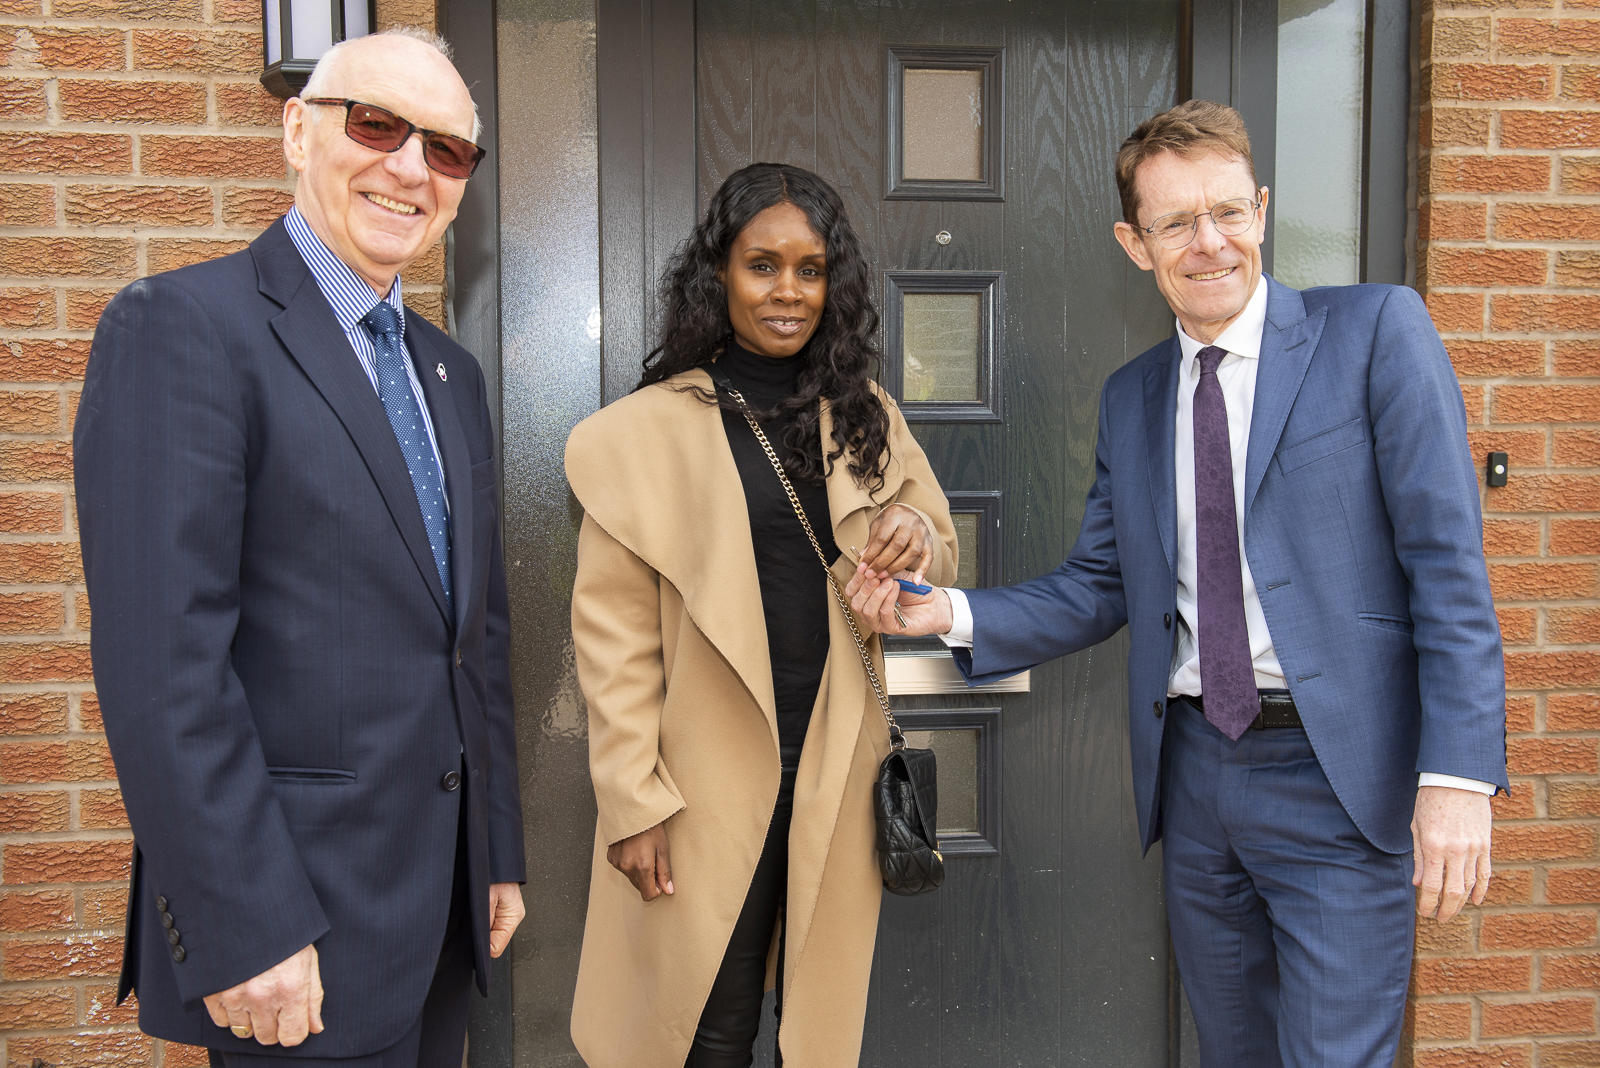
[692,1,1182,1063]
[464,0,1190,1063]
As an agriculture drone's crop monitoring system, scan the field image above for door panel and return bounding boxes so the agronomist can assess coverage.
[695,1,1181,1063]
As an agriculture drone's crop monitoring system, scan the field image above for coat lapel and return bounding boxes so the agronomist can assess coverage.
[565,371,778,734]
[1142,339,1181,572]
[253,222,452,624]
[1244,278,1327,516]
[409,325,472,630]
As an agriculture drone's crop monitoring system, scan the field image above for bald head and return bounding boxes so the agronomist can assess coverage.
[281,29,481,296]
[302,29,480,140]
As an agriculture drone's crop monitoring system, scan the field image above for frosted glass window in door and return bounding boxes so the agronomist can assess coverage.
[901,727,980,835]
[902,291,982,402]
[952,512,981,590]
[902,67,985,181]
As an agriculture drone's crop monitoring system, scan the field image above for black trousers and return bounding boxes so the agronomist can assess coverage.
[685,768,797,1068]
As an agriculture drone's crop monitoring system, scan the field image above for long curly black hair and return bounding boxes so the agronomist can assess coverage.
[638,162,891,491]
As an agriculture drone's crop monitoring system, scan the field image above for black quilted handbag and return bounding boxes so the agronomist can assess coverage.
[723,382,945,897]
[872,737,945,895]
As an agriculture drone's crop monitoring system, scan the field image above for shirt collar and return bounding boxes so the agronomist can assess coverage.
[1175,277,1268,373]
[283,206,405,334]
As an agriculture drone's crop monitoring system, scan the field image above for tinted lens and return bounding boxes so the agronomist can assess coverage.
[422,134,484,179]
[344,103,410,151]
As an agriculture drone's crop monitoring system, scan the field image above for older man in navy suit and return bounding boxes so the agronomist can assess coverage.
[75,28,524,1067]
[850,100,1507,1065]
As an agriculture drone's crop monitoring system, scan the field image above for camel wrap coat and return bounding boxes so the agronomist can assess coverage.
[565,368,956,1066]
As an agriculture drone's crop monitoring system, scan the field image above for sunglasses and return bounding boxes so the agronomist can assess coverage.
[303,98,486,180]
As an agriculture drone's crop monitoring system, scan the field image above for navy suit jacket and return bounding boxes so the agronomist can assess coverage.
[955,277,1507,855]
[74,219,526,1056]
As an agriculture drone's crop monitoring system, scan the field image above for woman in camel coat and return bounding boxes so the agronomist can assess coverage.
[566,163,957,1066]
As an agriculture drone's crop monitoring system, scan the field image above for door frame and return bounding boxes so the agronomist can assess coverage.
[443,0,1407,1061]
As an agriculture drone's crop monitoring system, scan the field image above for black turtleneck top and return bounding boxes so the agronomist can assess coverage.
[713,339,838,770]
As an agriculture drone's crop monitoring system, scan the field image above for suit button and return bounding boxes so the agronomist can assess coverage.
[166,928,181,946]
[455,649,463,668]
[1153,701,1164,719]
[160,912,174,929]
[441,770,461,791]
[171,945,186,963]
[155,896,168,912]
[1164,613,1172,628]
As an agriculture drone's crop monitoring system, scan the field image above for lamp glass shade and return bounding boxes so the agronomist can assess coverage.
[261,0,377,100]
[291,3,335,59]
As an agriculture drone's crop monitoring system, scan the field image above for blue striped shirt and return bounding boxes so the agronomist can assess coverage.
[283,207,448,506]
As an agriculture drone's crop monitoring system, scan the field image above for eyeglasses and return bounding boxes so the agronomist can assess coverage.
[1134,197,1261,249]
[302,98,485,180]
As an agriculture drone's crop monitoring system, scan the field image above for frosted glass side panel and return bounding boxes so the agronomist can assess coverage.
[902,728,980,835]
[1275,0,1364,286]
[902,291,981,402]
[902,67,984,181]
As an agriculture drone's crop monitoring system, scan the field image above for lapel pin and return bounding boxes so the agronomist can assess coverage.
[436,363,448,382]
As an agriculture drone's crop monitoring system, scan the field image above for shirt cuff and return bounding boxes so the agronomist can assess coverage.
[1418,772,1497,796]
[938,588,974,648]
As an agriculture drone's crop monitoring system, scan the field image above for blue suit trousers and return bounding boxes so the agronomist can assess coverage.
[1161,698,1414,1067]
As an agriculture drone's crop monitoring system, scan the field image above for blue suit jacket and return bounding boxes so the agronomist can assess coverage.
[955,277,1507,854]
[74,219,526,1056]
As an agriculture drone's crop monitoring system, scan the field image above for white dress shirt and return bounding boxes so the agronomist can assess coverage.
[942,280,1491,795]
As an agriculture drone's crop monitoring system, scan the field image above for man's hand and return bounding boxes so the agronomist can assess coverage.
[607,822,674,901]
[1412,785,1493,923]
[203,942,323,1046]
[488,882,525,958]
[844,565,953,637]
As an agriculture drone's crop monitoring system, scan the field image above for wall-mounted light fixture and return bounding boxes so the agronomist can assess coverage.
[260,0,377,100]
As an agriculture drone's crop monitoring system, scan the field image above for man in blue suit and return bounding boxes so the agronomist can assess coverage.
[850,100,1507,1065]
[74,28,525,1066]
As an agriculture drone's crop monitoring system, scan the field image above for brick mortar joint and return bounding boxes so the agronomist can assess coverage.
[0,829,136,841]
[2,72,224,85]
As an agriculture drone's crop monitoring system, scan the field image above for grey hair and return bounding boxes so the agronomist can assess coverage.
[300,27,482,142]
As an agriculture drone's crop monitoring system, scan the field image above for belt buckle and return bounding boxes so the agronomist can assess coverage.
[1253,692,1298,730]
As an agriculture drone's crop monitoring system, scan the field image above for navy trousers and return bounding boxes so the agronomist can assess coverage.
[205,916,472,1068]
[208,800,475,1068]
[1161,697,1414,1067]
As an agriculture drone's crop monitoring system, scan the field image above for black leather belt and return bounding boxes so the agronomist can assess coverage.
[1181,690,1302,729]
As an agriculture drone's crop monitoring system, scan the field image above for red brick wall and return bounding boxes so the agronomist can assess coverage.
[1413,3,1600,1065]
[0,3,440,1065]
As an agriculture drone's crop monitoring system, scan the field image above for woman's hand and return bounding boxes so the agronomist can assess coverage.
[607,822,674,902]
[856,503,934,585]
[844,566,954,637]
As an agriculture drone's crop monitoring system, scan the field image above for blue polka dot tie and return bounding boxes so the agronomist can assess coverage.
[361,302,452,610]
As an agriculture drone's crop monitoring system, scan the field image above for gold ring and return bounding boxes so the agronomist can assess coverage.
[230,1023,253,1038]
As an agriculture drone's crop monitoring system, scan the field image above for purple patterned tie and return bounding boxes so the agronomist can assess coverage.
[1193,345,1257,740]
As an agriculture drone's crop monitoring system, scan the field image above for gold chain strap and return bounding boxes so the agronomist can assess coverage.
[723,385,904,749]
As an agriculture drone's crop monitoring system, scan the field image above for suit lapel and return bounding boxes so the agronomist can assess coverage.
[410,325,472,631]
[253,223,451,624]
[1244,278,1327,516]
[1142,339,1181,571]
